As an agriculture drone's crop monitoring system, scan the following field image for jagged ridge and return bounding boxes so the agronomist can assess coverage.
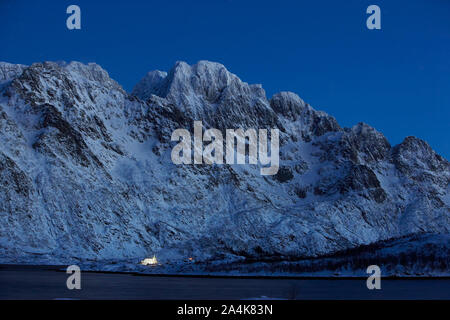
[0,60,448,272]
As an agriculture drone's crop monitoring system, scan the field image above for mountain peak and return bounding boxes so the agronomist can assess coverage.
[132,60,265,103]
[131,70,168,100]
[270,91,307,120]
[0,61,27,83]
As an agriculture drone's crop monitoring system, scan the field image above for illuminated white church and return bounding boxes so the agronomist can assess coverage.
[140,255,158,266]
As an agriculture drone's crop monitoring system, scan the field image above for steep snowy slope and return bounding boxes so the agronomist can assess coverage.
[0,60,448,270]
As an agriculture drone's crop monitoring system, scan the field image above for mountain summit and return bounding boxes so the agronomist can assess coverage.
[0,60,448,274]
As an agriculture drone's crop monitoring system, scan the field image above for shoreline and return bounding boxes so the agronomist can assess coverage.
[1,264,449,280]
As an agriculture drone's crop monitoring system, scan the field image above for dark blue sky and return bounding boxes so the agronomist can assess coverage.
[1,0,449,158]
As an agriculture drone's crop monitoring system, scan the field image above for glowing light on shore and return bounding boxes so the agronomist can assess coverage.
[140,255,158,266]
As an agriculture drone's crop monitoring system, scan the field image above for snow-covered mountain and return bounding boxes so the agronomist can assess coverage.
[0,60,448,273]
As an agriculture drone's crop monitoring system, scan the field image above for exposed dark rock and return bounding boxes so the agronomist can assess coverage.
[274,166,294,183]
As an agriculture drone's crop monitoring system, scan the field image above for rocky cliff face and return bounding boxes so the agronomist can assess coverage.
[0,60,448,266]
